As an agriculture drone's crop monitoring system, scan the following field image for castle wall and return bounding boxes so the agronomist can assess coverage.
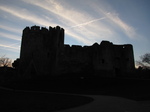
[57,40,135,77]
[91,41,115,77]
[19,25,135,77]
[57,45,92,75]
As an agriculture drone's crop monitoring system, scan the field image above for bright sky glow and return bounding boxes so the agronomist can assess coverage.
[0,0,150,63]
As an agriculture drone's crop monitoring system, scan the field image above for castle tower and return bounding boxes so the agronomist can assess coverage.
[19,26,64,76]
[120,44,135,73]
[91,41,135,77]
[113,44,135,76]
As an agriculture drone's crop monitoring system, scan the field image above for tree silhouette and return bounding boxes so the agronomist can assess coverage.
[0,55,12,67]
[136,53,150,69]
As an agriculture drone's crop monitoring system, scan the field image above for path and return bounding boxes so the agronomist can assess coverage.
[56,95,150,112]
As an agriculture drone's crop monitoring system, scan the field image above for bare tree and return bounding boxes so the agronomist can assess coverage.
[136,53,150,69]
[0,55,12,67]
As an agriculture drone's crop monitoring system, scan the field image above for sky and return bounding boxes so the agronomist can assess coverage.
[0,0,150,64]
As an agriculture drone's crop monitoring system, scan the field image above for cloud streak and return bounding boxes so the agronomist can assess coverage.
[105,12,137,39]
[0,43,19,50]
[0,0,148,63]
[0,5,56,27]
[0,32,21,41]
[89,2,139,40]
[22,0,81,26]
[22,0,120,44]
[0,0,141,53]
[68,17,106,29]
[0,0,141,41]
[0,24,21,34]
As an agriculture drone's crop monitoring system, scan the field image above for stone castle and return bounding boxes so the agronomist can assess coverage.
[19,25,135,77]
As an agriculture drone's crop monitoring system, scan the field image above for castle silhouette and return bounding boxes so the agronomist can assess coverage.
[18,25,135,77]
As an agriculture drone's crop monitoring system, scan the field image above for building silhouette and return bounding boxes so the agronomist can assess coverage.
[19,25,135,77]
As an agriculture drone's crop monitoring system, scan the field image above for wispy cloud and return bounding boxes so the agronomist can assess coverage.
[105,12,138,39]
[0,0,121,45]
[0,0,140,46]
[0,32,21,41]
[0,0,148,62]
[22,0,80,25]
[0,5,56,27]
[22,0,119,44]
[0,24,21,34]
[68,17,106,29]
[0,43,20,50]
[66,31,92,45]
[89,2,139,40]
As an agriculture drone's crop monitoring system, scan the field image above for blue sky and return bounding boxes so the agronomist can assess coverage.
[0,0,150,64]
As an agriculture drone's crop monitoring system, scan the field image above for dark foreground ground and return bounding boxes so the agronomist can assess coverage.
[1,76,150,111]
[0,88,94,112]
[2,76,150,100]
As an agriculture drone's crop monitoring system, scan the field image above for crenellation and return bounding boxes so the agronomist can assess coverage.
[31,25,40,31]
[23,26,65,35]
[24,26,65,32]
[41,27,48,32]
[49,26,52,31]
[19,25,135,77]
[56,26,60,30]
[23,27,30,34]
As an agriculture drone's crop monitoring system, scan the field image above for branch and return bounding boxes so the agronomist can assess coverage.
[0,55,12,67]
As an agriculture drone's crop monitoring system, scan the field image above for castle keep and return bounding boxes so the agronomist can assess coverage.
[19,26,135,77]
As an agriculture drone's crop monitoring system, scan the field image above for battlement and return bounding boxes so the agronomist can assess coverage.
[113,44,133,50]
[21,25,64,49]
[23,25,64,33]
